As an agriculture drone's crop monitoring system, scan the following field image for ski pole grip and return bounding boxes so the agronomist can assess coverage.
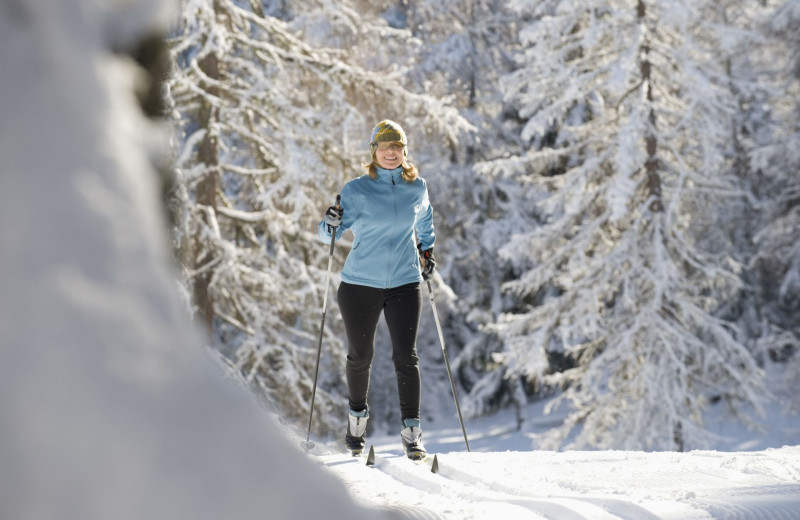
[326,194,341,255]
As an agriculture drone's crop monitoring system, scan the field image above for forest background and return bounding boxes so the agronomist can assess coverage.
[167,0,800,452]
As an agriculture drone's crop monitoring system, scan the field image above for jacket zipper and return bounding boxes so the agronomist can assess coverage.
[386,174,397,288]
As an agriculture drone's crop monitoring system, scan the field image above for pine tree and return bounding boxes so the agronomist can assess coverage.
[750,0,800,412]
[488,0,769,450]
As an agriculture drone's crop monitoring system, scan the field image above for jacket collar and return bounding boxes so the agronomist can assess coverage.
[376,166,402,184]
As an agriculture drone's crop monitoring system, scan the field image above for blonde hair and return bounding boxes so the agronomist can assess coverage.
[362,159,419,182]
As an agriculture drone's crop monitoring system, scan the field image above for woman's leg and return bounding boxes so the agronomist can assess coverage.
[383,282,423,422]
[337,282,383,412]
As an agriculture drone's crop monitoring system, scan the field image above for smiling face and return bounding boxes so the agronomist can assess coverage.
[374,141,405,169]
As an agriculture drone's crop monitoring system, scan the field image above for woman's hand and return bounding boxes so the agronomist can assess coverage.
[419,246,436,280]
[324,205,343,233]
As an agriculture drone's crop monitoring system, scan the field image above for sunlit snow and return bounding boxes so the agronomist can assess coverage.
[310,405,800,519]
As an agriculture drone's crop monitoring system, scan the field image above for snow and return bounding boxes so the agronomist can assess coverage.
[305,403,800,519]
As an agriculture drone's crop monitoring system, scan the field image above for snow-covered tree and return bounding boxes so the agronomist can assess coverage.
[749,0,800,412]
[168,0,469,436]
[485,0,771,450]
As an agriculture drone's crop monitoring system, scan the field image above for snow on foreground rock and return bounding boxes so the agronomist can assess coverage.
[317,444,800,519]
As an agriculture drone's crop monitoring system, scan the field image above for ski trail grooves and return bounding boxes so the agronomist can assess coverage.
[323,451,638,519]
[322,452,551,519]
[317,446,800,520]
[694,485,800,520]
[440,457,664,520]
[375,454,595,520]
[378,504,446,520]
[426,452,698,519]
[424,455,661,520]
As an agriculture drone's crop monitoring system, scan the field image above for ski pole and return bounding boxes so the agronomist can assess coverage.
[305,195,340,447]
[426,278,471,452]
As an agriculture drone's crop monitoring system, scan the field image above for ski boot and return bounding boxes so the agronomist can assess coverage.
[400,418,427,461]
[345,406,369,457]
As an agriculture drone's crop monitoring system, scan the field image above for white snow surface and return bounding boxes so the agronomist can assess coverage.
[309,405,800,520]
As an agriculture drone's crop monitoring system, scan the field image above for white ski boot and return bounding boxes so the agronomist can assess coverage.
[400,418,427,461]
[345,407,369,456]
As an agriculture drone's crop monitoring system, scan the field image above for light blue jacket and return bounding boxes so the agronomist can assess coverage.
[318,166,435,289]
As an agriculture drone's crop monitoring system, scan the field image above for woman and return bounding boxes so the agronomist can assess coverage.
[318,120,436,460]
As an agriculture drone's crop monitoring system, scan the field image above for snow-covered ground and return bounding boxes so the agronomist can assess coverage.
[306,403,800,520]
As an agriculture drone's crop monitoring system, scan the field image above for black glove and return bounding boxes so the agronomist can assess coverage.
[324,205,343,233]
[418,244,435,281]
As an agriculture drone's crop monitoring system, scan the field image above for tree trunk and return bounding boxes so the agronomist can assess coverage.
[193,48,221,336]
[637,0,663,213]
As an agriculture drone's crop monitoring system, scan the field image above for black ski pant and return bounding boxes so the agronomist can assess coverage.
[337,281,422,422]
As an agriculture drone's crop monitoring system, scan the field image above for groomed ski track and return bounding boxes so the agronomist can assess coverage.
[317,445,800,520]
